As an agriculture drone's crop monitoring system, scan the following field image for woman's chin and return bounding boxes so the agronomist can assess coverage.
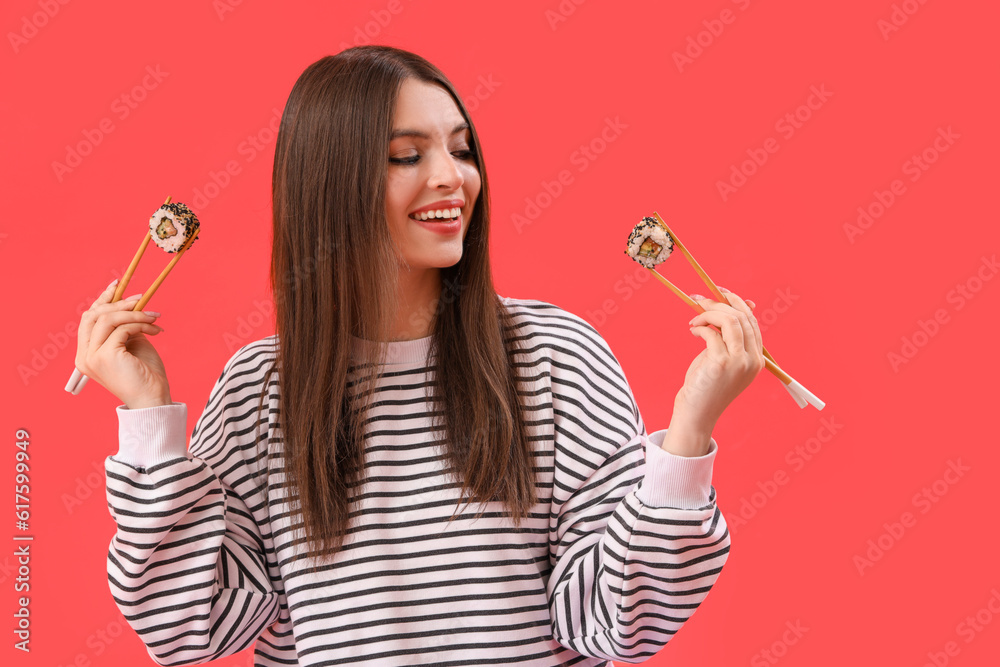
[401,249,464,271]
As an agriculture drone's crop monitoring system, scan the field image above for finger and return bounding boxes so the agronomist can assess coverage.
[90,279,120,310]
[727,287,758,310]
[690,324,727,360]
[746,303,763,359]
[88,310,161,358]
[718,288,764,367]
[743,300,763,358]
[688,293,713,306]
[90,294,144,318]
[718,287,758,310]
[78,295,145,366]
[102,322,163,355]
[688,307,745,357]
[719,290,759,356]
[693,293,757,356]
[79,283,134,366]
[94,323,163,372]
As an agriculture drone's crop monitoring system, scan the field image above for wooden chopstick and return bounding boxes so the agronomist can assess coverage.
[133,226,199,312]
[645,267,795,385]
[112,195,172,304]
[642,213,824,409]
[652,211,782,367]
[68,195,181,395]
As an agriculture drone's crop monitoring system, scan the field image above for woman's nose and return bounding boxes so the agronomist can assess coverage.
[427,150,464,190]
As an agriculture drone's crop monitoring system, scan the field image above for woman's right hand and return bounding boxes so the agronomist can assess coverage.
[75,279,171,409]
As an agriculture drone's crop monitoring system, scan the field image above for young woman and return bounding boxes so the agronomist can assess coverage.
[77,45,763,666]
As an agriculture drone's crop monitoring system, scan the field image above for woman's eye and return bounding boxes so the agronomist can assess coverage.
[388,150,476,166]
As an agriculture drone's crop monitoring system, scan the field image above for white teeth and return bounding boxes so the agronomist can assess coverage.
[411,207,461,221]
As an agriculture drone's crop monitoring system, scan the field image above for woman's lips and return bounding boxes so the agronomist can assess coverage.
[413,213,461,234]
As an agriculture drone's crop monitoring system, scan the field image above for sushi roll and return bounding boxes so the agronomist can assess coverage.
[149,202,200,253]
[625,216,673,268]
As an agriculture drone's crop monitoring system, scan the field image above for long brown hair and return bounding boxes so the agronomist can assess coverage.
[254,45,535,564]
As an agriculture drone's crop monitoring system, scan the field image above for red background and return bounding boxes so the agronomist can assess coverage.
[3,1,998,665]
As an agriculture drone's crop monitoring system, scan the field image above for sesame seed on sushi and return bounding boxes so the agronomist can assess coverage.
[624,216,673,268]
[149,202,201,253]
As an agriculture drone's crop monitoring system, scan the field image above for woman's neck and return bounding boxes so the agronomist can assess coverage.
[391,266,442,341]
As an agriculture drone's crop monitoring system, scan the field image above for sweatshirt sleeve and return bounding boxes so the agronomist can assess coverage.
[545,319,731,663]
[103,345,284,665]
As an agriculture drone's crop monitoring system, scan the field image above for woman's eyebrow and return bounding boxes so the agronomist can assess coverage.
[390,122,469,140]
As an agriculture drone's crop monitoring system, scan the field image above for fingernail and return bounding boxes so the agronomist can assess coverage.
[747,300,756,309]
[690,294,705,301]
[144,311,161,317]
[106,279,119,289]
[719,286,731,293]
[125,293,142,300]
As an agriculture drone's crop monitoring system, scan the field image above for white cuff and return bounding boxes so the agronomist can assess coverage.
[114,402,189,467]
[636,428,718,509]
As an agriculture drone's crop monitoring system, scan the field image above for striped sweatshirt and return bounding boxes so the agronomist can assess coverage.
[104,296,731,666]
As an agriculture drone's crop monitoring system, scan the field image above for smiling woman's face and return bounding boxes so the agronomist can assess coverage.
[385,78,481,271]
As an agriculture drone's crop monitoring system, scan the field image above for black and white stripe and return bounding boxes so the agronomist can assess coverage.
[104,296,731,666]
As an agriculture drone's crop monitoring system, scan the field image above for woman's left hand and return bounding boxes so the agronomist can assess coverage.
[665,288,765,455]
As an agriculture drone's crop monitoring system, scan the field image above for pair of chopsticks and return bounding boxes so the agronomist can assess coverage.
[646,211,824,410]
[65,196,200,395]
